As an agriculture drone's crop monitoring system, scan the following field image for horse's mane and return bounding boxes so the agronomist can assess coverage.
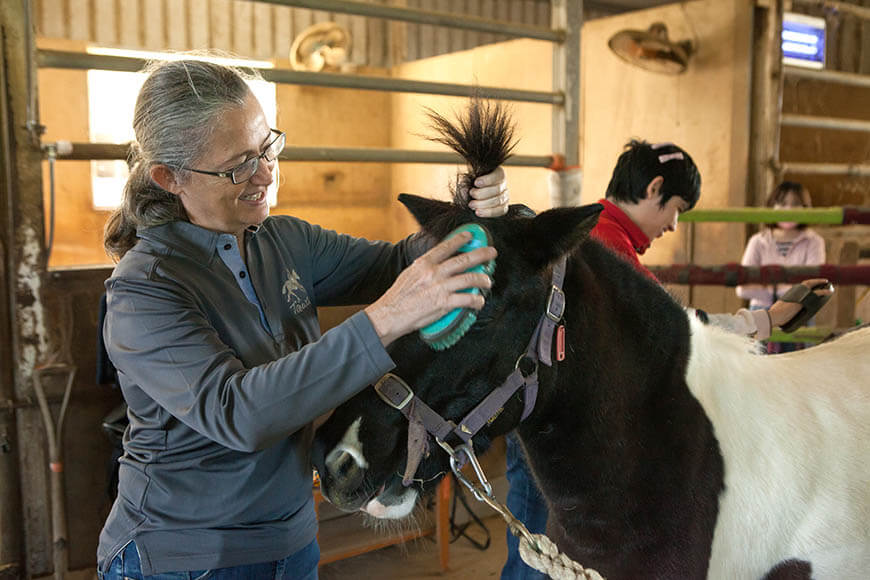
[425,98,517,209]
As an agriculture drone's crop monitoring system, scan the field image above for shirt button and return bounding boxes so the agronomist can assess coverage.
[224,243,232,250]
[239,271,246,278]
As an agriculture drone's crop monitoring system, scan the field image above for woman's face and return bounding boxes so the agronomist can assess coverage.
[774,191,804,230]
[177,92,275,239]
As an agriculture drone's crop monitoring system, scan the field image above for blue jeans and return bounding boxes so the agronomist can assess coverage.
[502,432,549,580]
[99,539,319,580]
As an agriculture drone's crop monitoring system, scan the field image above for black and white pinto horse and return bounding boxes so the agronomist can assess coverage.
[312,103,870,579]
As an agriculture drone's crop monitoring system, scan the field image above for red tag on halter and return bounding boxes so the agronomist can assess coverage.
[556,325,566,361]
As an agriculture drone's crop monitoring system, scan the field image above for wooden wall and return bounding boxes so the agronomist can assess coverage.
[33,0,554,66]
[580,0,753,314]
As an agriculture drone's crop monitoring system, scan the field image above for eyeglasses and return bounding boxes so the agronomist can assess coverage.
[182,129,285,184]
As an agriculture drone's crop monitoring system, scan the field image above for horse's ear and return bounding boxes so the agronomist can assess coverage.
[398,193,457,229]
[521,203,603,270]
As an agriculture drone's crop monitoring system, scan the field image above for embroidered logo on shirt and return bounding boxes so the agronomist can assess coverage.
[282,269,311,314]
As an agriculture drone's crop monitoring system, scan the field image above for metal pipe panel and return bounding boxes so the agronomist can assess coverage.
[791,0,870,20]
[51,142,555,167]
[780,162,870,177]
[650,264,870,286]
[679,207,847,224]
[780,114,870,132]
[255,0,564,42]
[784,66,870,88]
[37,50,562,104]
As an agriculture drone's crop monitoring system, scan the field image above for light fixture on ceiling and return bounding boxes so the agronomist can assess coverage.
[608,22,694,75]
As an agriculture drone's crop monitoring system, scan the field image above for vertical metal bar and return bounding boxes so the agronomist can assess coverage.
[766,0,784,191]
[0,1,27,574]
[551,0,581,170]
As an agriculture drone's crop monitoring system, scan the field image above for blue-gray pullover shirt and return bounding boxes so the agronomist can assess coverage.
[97,216,427,574]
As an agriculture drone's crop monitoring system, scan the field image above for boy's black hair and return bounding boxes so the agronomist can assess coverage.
[604,139,701,210]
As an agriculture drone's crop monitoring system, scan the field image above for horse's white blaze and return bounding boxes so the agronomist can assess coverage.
[364,489,418,519]
[685,317,870,579]
[326,416,368,470]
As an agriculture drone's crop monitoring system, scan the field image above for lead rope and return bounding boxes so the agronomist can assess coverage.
[440,441,606,580]
[518,533,605,580]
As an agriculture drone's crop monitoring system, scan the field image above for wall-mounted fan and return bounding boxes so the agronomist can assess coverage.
[608,22,694,75]
[290,22,352,72]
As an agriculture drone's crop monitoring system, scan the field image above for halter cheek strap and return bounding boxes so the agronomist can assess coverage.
[375,256,568,486]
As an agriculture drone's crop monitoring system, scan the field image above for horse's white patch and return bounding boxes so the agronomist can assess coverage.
[685,317,870,579]
[363,489,418,519]
[326,417,368,470]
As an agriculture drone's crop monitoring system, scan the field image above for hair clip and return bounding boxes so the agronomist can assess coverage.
[651,142,674,150]
[658,152,684,164]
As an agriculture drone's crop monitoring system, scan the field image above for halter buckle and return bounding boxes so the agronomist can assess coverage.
[546,284,565,322]
[374,373,414,411]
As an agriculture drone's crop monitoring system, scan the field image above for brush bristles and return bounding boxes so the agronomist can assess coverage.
[425,309,478,351]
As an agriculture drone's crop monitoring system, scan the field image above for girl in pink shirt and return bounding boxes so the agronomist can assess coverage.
[737,181,826,352]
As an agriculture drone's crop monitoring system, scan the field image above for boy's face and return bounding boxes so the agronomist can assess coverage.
[625,177,691,243]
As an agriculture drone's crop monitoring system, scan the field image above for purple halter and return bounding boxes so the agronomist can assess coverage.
[374,256,568,486]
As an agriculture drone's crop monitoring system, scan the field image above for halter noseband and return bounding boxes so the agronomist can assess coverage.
[374,255,568,486]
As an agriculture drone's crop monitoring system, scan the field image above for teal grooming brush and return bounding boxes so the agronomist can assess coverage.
[419,223,496,351]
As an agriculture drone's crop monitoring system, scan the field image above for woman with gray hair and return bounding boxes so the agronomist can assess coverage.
[98,56,510,579]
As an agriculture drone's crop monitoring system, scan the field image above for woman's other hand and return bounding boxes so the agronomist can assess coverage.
[466,166,509,217]
[364,231,497,346]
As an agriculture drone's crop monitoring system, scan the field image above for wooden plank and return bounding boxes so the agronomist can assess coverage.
[118,0,141,48]
[67,0,90,41]
[479,0,495,46]
[536,0,549,28]
[93,0,117,46]
[210,0,232,52]
[434,0,450,56]
[312,9,330,25]
[465,0,482,51]
[141,0,165,50]
[166,0,188,51]
[38,0,67,39]
[524,0,536,25]
[232,0,253,57]
[272,4,293,61]
[292,6,313,38]
[188,0,210,50]
[436,476,451,571]
[418,0,434,60]
[449,0,467,52]
[495,0,511,45]
[252,3,273,59]
[349,14,367,66]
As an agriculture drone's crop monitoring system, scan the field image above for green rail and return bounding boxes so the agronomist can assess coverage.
[678,207,844,224]
[767,327,835,344]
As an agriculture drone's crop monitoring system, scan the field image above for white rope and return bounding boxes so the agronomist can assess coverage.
[444,445,606,580]
[518,533,606,580]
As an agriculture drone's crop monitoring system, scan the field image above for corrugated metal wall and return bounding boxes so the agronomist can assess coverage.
[32,0,552,66]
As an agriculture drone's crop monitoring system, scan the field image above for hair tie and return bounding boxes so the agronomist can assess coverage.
[658,152,684,164]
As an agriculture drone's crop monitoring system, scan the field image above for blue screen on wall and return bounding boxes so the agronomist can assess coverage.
[782,12,825,69]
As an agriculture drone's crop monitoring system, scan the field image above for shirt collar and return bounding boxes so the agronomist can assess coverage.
[137,220,234,265]
[598,199,651,255]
